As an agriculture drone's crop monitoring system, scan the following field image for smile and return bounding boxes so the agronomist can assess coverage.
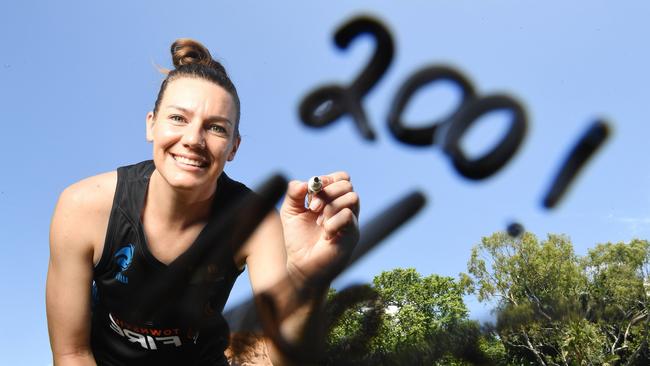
[171,154,208,168]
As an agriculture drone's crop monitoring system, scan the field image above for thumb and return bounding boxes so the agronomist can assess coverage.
[281,180,309,214]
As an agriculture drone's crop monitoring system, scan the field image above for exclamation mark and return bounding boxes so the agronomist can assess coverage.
[542,120,610,209]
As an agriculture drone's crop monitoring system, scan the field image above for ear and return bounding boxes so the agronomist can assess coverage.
[227,135,241,161]
[146,111,155,142]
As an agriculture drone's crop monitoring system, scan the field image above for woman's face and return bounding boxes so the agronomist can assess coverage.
[146,77,240,194]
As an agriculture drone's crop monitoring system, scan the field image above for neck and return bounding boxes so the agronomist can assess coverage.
[144,170,216,230]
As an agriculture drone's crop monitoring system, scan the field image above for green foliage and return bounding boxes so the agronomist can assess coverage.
[466,232,650,365]
[324,268,499,365]
[322,234,650,365]
[372,268,469,343]
[467,232,585,308]
[477,331,508,366]
[580,239,650,365]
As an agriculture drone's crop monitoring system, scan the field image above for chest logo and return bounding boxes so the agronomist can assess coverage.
[114,244,135,284]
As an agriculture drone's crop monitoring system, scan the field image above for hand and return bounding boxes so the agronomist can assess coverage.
[280,172,360,287]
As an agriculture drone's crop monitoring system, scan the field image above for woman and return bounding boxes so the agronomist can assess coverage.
[46,39,360,365]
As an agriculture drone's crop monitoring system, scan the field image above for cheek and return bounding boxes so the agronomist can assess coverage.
[208,143,233,162]
[153,126,182,149]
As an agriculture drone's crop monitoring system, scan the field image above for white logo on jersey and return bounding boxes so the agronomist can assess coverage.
[109,313,182,350]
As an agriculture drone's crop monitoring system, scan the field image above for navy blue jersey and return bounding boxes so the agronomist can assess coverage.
[91,160,249,365]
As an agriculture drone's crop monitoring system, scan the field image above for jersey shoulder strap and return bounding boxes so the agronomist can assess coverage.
[95,160,154,274]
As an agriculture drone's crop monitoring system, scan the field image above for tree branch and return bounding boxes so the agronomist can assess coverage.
[617,310,647,353]
[521,330,548,366]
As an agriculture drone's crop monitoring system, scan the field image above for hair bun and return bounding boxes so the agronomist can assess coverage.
[170,38,214,68]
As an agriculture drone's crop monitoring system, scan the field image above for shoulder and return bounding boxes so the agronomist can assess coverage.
[220,172,252,195]
[57,171,118,215]
[51,171,118,263]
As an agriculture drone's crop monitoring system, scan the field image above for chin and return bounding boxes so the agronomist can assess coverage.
[164,171,211,189]
[168,169,222,193]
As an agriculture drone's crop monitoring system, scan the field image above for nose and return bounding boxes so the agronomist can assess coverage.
[182,122,206,149]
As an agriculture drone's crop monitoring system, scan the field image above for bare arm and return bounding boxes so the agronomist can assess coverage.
[241,173,360,365]
[244,212,322,366]
[46,173,115,366]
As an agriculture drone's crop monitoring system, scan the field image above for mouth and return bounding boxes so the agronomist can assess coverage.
[171,154,209,169]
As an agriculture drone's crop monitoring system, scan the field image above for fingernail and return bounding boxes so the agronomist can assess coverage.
[309,198,322,211]
[316,213,324,226]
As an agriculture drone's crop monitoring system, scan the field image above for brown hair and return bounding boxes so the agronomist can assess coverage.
[153,38,240,136]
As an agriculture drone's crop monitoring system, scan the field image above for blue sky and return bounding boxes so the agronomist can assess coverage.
[2,1,649,364]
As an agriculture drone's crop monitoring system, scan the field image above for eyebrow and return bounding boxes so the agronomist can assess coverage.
[167,105,233,125]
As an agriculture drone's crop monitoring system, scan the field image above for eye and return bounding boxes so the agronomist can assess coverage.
[169,115,187,123]
[207,124,227,134]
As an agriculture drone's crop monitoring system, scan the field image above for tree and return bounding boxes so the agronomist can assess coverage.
[466,232,650,365]
[324,268,501,365]
[581,239,650,364]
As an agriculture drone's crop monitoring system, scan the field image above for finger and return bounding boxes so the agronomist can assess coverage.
[309,180,354,213]
[318,171,351,188]
[282,180,309,214]
[323,208,359,241]
[322,191,360,221]
[308,172,352,212]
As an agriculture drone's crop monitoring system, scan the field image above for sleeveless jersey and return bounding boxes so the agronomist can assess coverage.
[91,160,249,365]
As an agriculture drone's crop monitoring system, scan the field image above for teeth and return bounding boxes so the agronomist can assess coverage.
[174,155,205,167]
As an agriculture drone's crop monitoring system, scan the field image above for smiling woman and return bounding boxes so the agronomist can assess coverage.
[146,77,240,198]
[45,38,361,366]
